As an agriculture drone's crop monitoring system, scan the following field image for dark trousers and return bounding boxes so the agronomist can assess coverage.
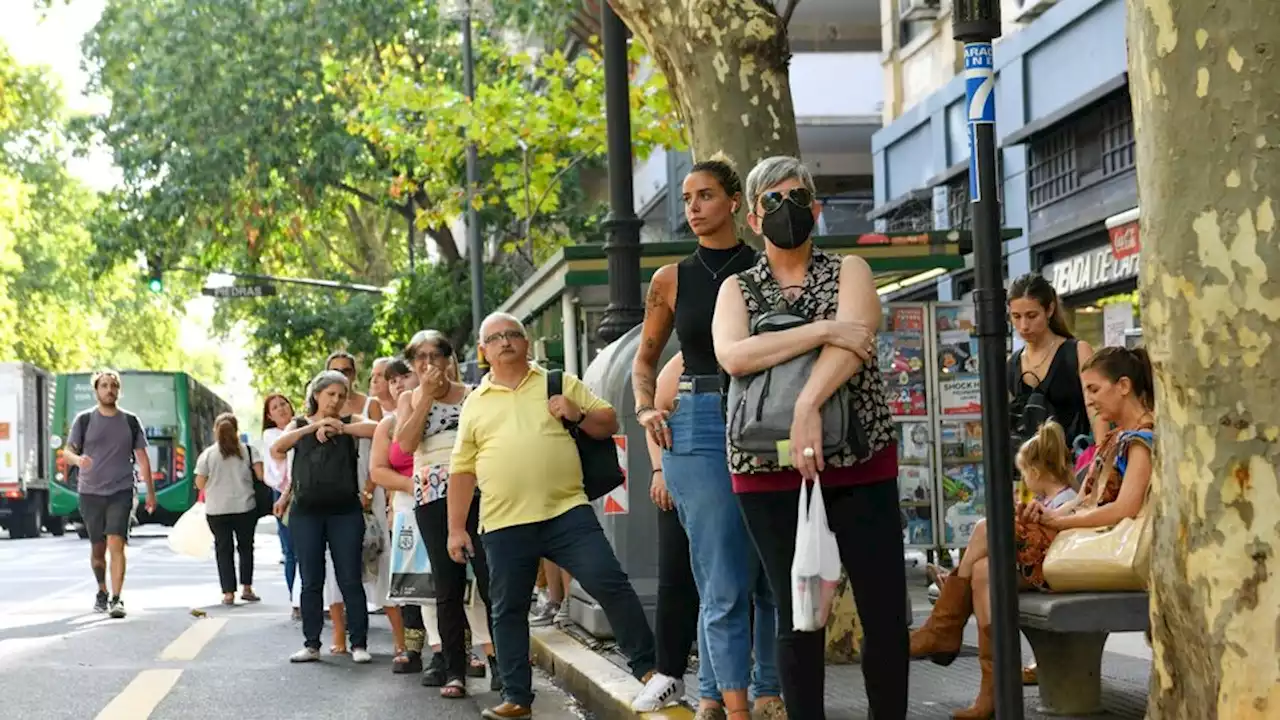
[417,494,491,681]
[483,504,656,708]
[738,479,909,720]
[206,510,257,594]
[656,505,699,678]
[291,509,369,650]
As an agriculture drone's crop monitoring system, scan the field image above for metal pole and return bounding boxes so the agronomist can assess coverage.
[463,2,485,345]
[596,0,644,343]
[952,2,1022,718]
[407,194,416,272]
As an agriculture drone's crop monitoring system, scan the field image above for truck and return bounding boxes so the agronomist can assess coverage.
[0,362,64,538]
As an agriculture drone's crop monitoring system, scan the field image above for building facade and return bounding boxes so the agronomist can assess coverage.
[869,0,1142,349]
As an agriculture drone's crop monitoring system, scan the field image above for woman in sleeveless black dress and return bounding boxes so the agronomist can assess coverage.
[630,157,781,717]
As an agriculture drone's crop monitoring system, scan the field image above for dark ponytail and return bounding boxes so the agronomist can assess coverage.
[689,152,743,200]
[1009,272,1074,340]
[1082,346,1155,410]
[214,412,242,459]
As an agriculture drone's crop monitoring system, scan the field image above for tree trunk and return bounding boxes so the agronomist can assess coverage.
[609,0,860,664]
[608,0,801,170]
[1128,2,1280,717]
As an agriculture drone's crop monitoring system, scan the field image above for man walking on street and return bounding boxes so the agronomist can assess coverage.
[448,313,657,720]
[64,370,155,618]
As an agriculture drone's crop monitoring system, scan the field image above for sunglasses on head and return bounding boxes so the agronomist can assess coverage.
[758,187,814,215]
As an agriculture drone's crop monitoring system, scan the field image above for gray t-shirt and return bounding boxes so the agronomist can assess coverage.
[68,409,147,496]
[196,443,261,516]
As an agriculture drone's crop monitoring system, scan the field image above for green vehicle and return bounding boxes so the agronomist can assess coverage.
[48,371,232,534]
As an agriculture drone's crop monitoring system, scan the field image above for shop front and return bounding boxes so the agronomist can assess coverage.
[1039,207,1141,349]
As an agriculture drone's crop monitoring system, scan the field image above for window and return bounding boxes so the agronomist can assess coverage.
[947,178,970,230]
[1027,89,1135,211]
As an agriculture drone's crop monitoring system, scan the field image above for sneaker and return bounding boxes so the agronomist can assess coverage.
[529,601,559,627]
[631,673,684,711]
[290,647,321,663]
[93,591,109,613]
[753,699,789,720]
[352,648,372,664]
[481,702,532,720]
[108,597,126,619]
[554,598,571,625]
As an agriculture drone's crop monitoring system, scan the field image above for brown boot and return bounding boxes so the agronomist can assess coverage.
[910,573,973,665]
[953,624,995,720]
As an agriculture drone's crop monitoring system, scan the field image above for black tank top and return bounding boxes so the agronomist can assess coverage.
[1009,339,1090,443]
[673,243,758,376]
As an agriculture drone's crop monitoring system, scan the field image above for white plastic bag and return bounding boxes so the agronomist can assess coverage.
[790,475,842,632]
[168,502,214,560]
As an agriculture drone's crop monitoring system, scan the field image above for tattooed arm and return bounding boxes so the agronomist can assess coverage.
[632,264,677,447]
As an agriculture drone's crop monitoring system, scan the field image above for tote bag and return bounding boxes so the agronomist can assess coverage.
[388,508,435,603]
[1042,504,1152,592]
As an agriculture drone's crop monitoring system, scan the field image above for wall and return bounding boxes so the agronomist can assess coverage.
[871,0,1129,294]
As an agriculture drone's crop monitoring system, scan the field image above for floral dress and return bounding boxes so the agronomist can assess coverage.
[1015,424,1154,589]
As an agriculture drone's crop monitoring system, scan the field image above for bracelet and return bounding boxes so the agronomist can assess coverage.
[651,469,663,476]
[634,404,655,419]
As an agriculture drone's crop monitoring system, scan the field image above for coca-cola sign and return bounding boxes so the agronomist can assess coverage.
[1108,220,1140,260]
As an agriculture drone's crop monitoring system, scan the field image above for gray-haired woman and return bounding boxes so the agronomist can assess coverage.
[711,156,908,719]
[272,370,379,664]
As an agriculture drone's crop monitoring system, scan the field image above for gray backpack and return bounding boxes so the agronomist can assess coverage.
[726,273,868,462]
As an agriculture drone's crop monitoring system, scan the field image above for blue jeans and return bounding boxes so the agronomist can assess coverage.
[273,489,297,603]
[483,504,656,708]
[664,390,780,699]
[291,509,368,650]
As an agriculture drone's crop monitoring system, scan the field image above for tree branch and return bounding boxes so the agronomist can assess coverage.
[331,180,381,207]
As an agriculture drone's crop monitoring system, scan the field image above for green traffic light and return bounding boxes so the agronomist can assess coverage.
[148,277,163,293]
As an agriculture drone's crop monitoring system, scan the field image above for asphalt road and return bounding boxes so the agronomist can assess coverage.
[0,522,588,720]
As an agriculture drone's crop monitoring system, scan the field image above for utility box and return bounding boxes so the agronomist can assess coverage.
[567,324,678,639]
[0,362,61,538]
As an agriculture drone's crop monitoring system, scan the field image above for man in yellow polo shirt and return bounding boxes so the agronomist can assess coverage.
[448,312,656,720]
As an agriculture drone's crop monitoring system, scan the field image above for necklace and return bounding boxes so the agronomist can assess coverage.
[694,243,746,281]
[1025,338,1063,378]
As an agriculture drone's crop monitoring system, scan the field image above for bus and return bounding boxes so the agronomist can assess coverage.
[48,371,232,532]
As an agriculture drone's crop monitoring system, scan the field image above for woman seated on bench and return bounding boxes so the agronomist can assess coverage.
[909,347,1155,719]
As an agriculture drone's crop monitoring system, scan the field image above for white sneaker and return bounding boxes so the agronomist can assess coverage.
[529,602,559,627]
[290,647,321,663]
[351,648,372,664]
[631,673,684,711]
[554,597,571,625]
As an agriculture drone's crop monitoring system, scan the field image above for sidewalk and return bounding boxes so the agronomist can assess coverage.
[533,563,1150,719]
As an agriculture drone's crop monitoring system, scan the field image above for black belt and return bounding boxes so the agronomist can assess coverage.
[677,374,722,394]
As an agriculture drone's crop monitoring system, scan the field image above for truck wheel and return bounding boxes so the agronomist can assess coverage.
[14,505,40,539]
[46,515,66,537]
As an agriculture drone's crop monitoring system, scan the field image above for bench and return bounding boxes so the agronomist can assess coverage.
[1018,592,1149,715]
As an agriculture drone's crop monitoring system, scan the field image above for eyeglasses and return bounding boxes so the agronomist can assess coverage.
[483,329,526,345]
[332,365,356,377]
[758,187,814,215]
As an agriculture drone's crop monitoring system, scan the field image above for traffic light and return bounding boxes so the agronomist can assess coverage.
[146,255,164,293]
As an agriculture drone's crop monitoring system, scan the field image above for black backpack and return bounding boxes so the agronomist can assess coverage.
[1008,340,1076,446]
[547,371,625,501]
[289,417,360,512]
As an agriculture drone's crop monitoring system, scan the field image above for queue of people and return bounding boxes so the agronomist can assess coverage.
[181,152,1158,720]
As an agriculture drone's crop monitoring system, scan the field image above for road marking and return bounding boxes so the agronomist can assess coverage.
[159,618,227,661]
[94,669,182,720]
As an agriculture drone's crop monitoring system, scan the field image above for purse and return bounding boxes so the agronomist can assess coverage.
[547,370,624,501]
[1042,487,1153,592]
[247,446,274,519]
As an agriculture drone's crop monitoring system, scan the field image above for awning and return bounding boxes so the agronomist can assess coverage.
[866,188,933,221]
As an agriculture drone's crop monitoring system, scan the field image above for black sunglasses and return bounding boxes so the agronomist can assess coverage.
[759,187,814,215]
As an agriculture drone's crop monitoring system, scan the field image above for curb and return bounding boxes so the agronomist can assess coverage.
[530,627,694,720]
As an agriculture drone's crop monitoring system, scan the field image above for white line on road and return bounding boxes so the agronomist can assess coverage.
[159,617,228,661]
[94,669,182,720]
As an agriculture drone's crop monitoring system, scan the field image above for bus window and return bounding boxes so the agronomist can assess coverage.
[145,440,175,488]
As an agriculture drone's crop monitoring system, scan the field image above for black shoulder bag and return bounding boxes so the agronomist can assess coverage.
[548,370,625,501]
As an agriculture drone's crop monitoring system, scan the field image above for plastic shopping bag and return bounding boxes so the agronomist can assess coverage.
[362,510,386,579]
[168,502,214,560]
[388,509,436,603]
[790,476,842,632]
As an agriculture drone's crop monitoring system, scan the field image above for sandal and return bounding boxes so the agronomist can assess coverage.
[330,645,349,656]
[392,649,423,675]
[420,652,446,687]
[467,652,487,678]
[440,678,467,699]
[241,590,261,603]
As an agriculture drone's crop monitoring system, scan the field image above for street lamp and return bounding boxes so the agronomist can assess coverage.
[952,2,1023,718]
[444,0,492,351]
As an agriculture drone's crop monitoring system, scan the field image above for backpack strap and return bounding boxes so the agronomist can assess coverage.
[71,411,92,453]
[125,412,144,449]
[736,272,770,312]
[548,370,564,398]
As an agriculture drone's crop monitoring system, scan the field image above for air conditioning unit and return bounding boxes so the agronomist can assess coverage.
[1013,0,1058,22]
[899,0,941,23]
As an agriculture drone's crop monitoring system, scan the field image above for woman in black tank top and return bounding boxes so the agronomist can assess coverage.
[628,158,781,717]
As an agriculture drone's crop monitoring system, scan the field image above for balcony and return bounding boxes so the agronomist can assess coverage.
[818,196,876,236]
